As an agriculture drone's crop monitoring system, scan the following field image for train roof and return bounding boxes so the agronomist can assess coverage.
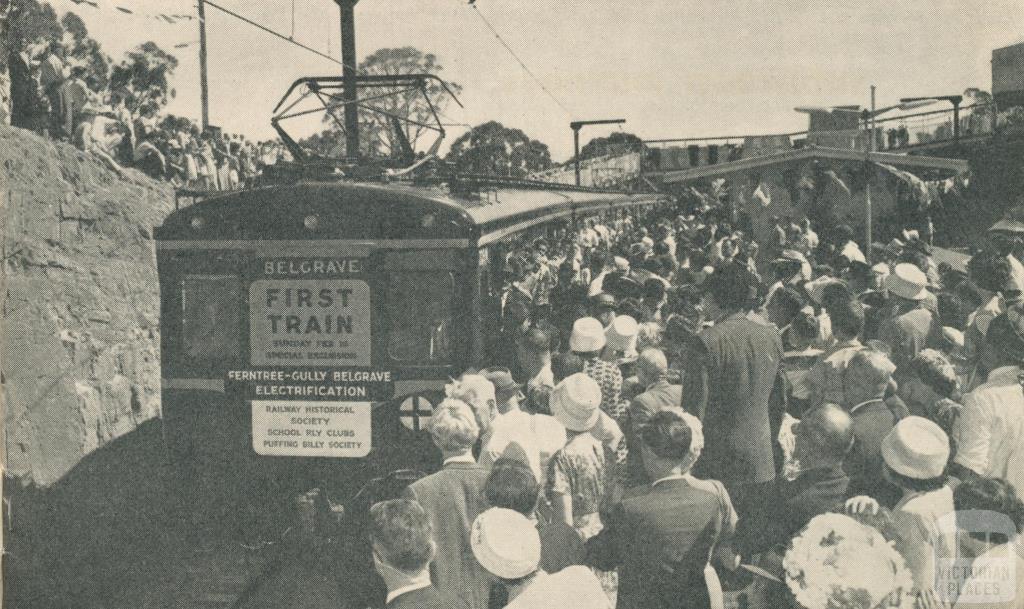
[158,179,666,243]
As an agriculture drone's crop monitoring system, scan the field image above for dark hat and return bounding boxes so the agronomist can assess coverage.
[603,274,643,300]
[590,292,617,310]
[480,367,524,398]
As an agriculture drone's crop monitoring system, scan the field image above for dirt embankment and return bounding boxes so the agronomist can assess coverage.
[1,124,173,488]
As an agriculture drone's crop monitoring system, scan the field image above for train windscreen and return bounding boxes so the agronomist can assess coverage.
[385,271,455,364]
[181,275,241,363]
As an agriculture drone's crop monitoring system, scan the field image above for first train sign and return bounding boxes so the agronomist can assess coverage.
[250,258,371,367]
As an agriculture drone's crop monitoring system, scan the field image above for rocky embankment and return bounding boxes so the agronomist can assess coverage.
[1,125,173,487]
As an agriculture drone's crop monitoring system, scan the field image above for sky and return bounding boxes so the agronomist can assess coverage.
[47,0,1024,162]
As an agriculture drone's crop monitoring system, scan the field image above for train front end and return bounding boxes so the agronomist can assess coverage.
[154,182,479,531]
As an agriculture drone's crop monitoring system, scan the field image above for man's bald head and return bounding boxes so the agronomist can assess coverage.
[636,348,669,385]
[795,403,855,465]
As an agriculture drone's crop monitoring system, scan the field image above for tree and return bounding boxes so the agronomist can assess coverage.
[60,11,109,93]
[577,131,643,162]
[2,0,61,58]
[110,41,178,119]
[319,46,461,157]
[445,121,553,177]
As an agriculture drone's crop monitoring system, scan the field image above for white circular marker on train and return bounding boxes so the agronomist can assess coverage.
[399,395,434,432]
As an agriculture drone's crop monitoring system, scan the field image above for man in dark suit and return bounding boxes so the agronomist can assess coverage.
[732,404,853,556]
[681,262,786,514]
[369,499,468,609]
[623,348,683,486]
[841,349,903,507]
[402,399,491,609]
[588,409,737,609]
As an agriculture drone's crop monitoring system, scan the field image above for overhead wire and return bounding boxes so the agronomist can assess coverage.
[466,3,573,116]
[200,0,351,69]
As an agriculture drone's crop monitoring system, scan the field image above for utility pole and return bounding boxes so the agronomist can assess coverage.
[198,0,209,131]
[570,118,626,186]
[866,85,876,263]
[336,0,360,159]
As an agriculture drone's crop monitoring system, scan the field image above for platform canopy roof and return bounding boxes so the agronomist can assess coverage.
[657,145,970,184]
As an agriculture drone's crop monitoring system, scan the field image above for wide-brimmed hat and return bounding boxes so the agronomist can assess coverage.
[480,367,523,400]
[605,315,639,356]
[881,416,950,480]
[471,508,541,580]
[941,327,965,350]
[549,373,602,432]
[773,249,807,267]
[570,317,607,353]
[886,263,929,301]
[884,238,906,259]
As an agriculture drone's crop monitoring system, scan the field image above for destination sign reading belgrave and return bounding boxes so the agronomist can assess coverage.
[249,256,372,367]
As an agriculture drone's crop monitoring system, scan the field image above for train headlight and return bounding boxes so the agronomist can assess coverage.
[190,216,205,230]
[304,215,320,231]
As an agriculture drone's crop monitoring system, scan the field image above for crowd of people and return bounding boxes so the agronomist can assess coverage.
[366,197,1024,609]
[4,37,290,186]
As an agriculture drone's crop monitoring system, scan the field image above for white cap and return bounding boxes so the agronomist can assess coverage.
[549,373,602,432]
[570,317,606,353]
[471,508,541,580]
[886,263,929,301]
[881,416,950,480]
[605,315,639,355]
[613,256,630,272]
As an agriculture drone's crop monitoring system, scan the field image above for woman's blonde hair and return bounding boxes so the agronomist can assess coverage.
[427,398,480,452]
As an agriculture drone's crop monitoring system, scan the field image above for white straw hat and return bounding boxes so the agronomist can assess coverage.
[470,508,541,580]
[549,373,602,432]
[881,416,950,480]
[885,263,929,301]
[570,317,606,353]
[605,315,639,355]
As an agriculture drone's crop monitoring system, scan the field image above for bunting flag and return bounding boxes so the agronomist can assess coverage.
[59,0,196,23]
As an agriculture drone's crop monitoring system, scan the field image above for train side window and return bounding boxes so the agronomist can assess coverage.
[386,272,456,364]
[181,275,241,363]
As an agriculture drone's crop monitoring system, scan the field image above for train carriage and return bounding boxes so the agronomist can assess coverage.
[155,176,668,525]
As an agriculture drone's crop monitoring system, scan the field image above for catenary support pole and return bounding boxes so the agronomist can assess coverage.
[198,0,209,131]
[337,0,360,159]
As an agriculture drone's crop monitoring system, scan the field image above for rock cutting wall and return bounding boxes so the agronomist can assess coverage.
[1,125,173,487]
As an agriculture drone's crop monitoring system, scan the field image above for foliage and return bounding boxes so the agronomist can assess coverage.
[158,114,198,136]
[578,131,643,162]
[319,46,461,157]
[110,41,178,119]
[61,12,108,92]
[445,120,553,177]
[2,0,61,58]
[1,2,109,92]
[297,128,347,158]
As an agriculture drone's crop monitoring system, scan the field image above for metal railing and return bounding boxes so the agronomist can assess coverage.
[641,103,1000,173]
